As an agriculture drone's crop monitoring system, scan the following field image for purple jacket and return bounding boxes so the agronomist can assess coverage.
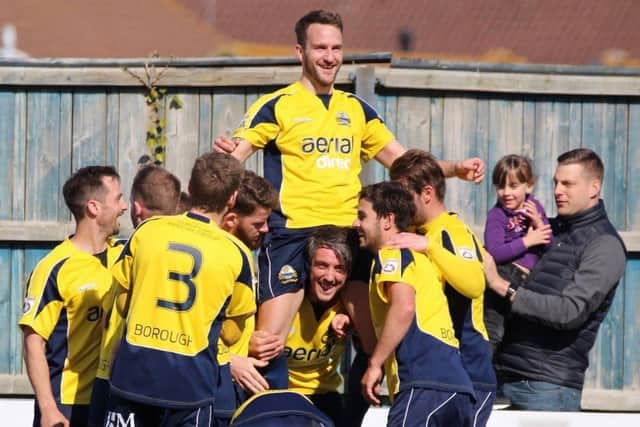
[484,194,550,270]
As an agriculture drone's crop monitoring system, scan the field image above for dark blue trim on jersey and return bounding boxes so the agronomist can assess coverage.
[264,140,285,229]
[399,248,414,275]
[395,318,474,395]
[110,297,231,409]
[46,308,68,401]
[249,95,284,128]
[348,93,384,123]
[441,229,497,391]
[317,94,332,109]
[186,211,211,224]
[35,258,67,316]
[471,233,484,262]
[229,241,253,288]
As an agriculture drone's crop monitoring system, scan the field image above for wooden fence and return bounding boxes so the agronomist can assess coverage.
[0,56,638,409]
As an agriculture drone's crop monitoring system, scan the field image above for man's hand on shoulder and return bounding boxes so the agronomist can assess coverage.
[385,232,428,253]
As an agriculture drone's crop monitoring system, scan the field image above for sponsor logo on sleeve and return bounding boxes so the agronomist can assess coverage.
[382,259,399,274]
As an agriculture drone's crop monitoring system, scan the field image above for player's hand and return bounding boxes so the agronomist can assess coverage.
[212,134,239,154]
[331,313,351,339]
[249,330,284,361]
[361,364,383,406]
[385,232,428,253]
[455,157,485,184]
[522,200,544,229]
[230,354,269,395]
[40,405,69,427]
[522,224,552,248]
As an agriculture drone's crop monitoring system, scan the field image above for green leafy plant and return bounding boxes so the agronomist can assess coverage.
[123,53,182,166]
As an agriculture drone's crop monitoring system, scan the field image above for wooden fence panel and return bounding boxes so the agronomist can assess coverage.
[71,91,108,169]
[165,90,200,186]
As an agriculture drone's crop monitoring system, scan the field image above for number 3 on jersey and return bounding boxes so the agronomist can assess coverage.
[157,243,201,311]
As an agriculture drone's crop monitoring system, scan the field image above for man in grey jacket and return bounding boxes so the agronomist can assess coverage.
[484,148,626,411]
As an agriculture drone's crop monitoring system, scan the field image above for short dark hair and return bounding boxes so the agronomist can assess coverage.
[230,171,279,216]
[389,149,446,201]
[295,10,343,46]
[188,153,244,213]
[131,165,181,216]
[359,181,416,232]
[306,225,353,273]
[557,148,604,181]
[63,166,120,221]
[491,154,535,188]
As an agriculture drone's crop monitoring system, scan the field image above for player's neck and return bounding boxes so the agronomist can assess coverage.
[299,76,333,95]
[424,203,447,224]
[70,221,108,255]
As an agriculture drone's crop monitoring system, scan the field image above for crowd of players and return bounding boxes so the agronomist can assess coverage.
[18,8,626,427]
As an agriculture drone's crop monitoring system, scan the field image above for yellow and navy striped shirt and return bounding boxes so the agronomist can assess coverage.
[109,212,254,408]
[285,297,346,395]
[234,81,394,229]
[19,239,113,405]
[369,247,474,398]
[420,212,496,391]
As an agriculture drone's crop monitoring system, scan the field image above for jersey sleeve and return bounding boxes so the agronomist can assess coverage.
[375,248,417,302]
[350,95,395,161]
[225,245,257,319]
[232,94,284,149]
[111,236,135,291]
[18,258,67,340]
[428,225,485,299]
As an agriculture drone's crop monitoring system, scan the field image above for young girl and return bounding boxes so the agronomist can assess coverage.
[484,154,552,351]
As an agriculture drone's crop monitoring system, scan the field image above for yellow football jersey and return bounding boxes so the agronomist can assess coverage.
[95,239,127,381]
[420,212,496,391]
[109,212,254,407]
[19,239,112,405]
[369,247,473,398]
[218,232,258,365]
[234,81,395,229]
[285,297,346,395]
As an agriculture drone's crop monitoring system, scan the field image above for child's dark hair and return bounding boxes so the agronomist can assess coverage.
[492,155,535,188]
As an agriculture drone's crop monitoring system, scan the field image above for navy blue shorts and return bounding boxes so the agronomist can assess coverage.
[257,227,372,303]
[213,364,241,420]
[104,394,226,427]
[472,389,495,427]
[33,400,89,427]
[388,388,473,427]
[88,377,111,427]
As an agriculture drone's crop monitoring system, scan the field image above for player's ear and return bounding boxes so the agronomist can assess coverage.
[86,198,100,218]
[295,43,304,62]
[223,212,239,233]
[226,190,238,210]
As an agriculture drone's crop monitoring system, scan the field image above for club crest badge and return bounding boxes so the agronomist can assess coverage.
[336,111,351,126]
[278,265,299,285]
[22,296,35,314]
